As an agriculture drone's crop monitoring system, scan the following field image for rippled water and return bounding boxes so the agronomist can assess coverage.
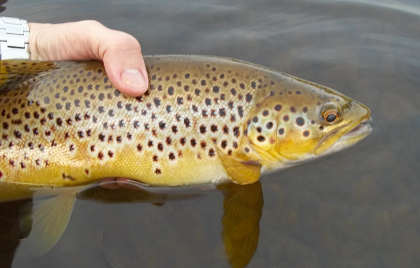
[1,0,420,267]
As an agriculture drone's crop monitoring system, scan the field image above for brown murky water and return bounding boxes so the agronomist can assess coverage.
[1,0,420,267]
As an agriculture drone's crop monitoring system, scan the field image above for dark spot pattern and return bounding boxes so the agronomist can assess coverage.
[0,58,307,181]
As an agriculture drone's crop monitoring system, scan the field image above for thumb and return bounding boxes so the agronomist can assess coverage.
[101,32,149,96]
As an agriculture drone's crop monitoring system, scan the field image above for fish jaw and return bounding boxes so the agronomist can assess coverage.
[318,119,372,157]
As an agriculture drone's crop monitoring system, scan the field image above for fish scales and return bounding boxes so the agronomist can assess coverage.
[0,55,371,187]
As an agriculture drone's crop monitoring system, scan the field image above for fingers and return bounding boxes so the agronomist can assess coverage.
[100,32,149,96]
[28,20,149,96]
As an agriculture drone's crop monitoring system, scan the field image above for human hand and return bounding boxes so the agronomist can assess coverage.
[28,20,149,96]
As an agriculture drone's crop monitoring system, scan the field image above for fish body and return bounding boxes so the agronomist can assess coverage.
[0,55,371,188]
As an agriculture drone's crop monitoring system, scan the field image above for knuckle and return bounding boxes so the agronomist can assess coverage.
[113,31,142,51]
[79,20,104,29]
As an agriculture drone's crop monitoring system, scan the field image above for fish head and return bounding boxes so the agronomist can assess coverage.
[243,74,372,173]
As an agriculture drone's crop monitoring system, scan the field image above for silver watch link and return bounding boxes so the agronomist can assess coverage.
[0,17,30,60]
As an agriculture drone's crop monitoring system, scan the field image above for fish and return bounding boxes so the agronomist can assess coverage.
[0,55,371,255]
[0,55,371,187]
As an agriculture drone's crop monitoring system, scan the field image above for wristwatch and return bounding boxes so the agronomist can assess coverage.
[0,17,30,60]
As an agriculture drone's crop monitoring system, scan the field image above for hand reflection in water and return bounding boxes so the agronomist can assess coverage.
[1,179,263,268]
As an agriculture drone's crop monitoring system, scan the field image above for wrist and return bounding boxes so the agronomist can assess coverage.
[28,22,53,60]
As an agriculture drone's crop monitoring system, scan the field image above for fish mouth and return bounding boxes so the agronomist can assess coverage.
[342,119,372,138]
[320,119,372,156]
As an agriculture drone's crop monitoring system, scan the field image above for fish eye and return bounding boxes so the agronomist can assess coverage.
[321,104,340,124]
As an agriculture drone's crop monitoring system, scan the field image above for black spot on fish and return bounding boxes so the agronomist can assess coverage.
[257,136,265,142]
[296,117,305,126]
[223,125,229,134]
[238,106,244,118]
[233,127,240,137]
[200,125,206,134]
[159,121,166,129]
[200,141,207,148]
[172,125,178,133]
[190,138,197,147]
[245,93,253,102]
[154,98,161,107]
[168,86,174,95]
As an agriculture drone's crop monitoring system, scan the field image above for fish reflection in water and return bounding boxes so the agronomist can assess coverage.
[0,180,263,268]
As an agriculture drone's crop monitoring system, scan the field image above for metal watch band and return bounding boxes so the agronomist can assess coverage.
[0,17,30,60]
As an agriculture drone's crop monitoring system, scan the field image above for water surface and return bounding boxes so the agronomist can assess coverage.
[1,0,420,267]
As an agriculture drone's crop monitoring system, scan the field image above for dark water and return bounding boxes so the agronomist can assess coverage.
[1,0,420,267]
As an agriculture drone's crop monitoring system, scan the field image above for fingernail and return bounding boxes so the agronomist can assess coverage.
[122,68,147,92]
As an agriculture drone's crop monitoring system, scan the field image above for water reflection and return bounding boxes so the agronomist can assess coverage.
[0,199,29,268]
[219,182,263,268]
[1,181,263,268]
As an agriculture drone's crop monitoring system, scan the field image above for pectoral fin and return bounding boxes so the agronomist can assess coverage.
[16,192,76,257]
[218,151,262,185]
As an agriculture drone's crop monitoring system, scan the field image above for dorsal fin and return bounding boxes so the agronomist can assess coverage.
[0,60,57,90]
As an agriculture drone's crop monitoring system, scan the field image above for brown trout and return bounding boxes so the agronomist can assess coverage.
[0,55,371,188]
[0,55,371,255]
